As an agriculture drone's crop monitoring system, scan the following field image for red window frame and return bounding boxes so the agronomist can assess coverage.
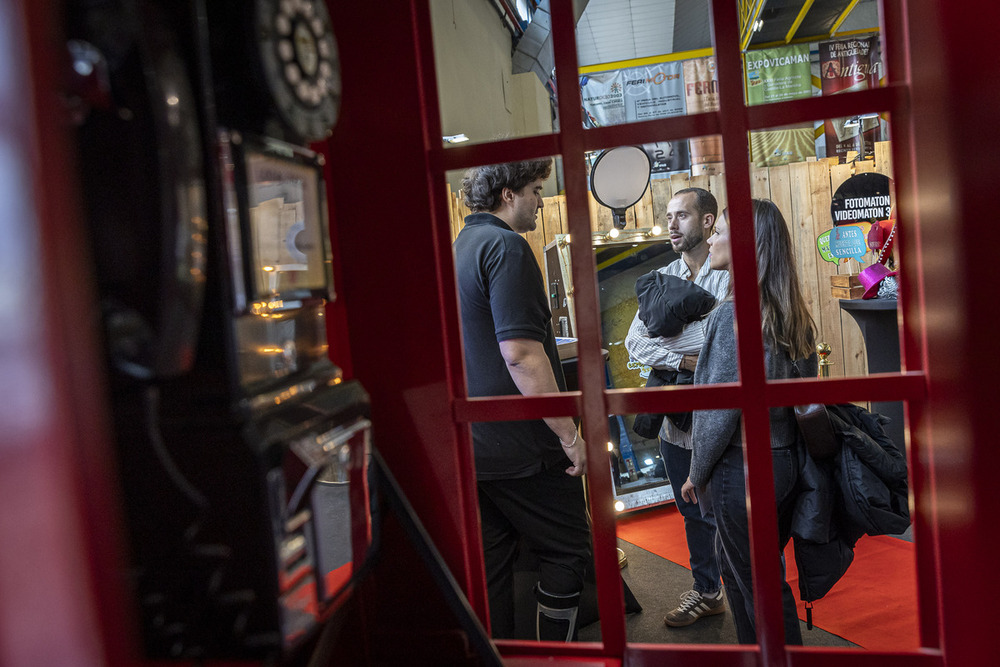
[411,1,936,664]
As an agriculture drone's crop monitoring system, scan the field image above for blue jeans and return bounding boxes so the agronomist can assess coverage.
[708,443,803,645]
[660,439,721,595]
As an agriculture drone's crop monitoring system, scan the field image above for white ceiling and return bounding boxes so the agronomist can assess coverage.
[572,0,879,70]
[575,0,680,68]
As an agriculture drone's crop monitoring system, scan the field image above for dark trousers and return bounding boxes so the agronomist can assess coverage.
[708,444,803,645]
[660,438,722,595]
[477,466,592,639]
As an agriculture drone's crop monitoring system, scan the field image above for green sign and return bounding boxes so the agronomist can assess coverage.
[745,44,812,105]
[818,223,872,263]
[817,230,836,263]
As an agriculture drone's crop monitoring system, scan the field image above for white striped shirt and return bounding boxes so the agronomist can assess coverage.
[624,255,730,448]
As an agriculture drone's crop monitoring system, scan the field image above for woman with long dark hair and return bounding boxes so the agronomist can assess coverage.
[680,199,817,644]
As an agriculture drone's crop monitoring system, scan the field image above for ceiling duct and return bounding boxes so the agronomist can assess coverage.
[511,0,590,85]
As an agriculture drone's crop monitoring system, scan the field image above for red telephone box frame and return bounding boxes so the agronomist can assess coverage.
[392,0,953,664]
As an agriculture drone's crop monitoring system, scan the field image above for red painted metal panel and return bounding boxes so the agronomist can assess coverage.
[549,0,631,654]
[709,0,790,662]
[903,2,1000,666]
[324,0,488,623]
[0,0,135,665]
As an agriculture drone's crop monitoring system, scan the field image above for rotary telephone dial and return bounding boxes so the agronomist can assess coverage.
[207,0,343,145]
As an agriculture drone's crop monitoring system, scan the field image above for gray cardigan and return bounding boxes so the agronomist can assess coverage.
[688,301,818,488]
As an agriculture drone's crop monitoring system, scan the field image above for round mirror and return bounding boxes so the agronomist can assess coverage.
[590,145,652,229]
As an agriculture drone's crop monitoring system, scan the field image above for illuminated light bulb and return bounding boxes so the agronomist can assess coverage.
[607,228,620,239]
[614,501,625,512]
[607,441,614,451]
[649,225,662,236]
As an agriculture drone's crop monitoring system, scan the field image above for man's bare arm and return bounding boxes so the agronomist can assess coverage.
[498,338,587,476]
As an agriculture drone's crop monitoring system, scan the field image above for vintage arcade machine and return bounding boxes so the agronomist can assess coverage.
[66,0,372,660]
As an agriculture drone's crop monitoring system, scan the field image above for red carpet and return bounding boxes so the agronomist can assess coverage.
[616,505,919,649]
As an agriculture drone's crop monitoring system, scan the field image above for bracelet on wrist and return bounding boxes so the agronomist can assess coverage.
[561,431,579,448]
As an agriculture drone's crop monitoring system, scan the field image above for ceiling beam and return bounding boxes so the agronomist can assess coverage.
[577,47,715,74]
[785,0,815,44]
[829,0,861,37]
[750,26,878,51]
[740,0,768,52]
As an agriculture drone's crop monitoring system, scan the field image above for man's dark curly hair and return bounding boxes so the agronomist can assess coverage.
[462,158,553,212]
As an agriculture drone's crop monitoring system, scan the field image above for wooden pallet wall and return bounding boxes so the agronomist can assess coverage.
[447,144,894,378]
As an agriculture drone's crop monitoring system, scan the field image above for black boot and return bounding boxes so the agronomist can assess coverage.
[534,584,580,642]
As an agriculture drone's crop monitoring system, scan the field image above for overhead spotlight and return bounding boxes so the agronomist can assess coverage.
[607,442,614,452]
[614,501,626,512]
[647,225,662,237]
[606,228,620,240]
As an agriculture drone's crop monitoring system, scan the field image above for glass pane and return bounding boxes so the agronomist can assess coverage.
[612,403,914,649]
[742,0,887,106]
[446,158,576,396]
[536,141,730,519]
[612,409,747,645]
[778,398,917,652]
[742,126,918,651]
[577,0,717,133]
[551,135,726,336]
[747,119,897,380]
[471,415,599,642]
[449,155,600,642]
[429,1,557,147]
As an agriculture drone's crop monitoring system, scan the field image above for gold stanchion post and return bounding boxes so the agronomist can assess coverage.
[817,342,832,378]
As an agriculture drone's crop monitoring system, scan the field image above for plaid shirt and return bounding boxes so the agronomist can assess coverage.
[624,255,730,447]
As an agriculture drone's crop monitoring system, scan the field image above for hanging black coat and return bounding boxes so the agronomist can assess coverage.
[791,403,910,606]
[631,272,716,437]
[635,272,717,338]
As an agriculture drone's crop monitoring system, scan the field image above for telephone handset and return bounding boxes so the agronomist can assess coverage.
[867,219,896,253]
[67,0,207,379]
[867,217,897,268]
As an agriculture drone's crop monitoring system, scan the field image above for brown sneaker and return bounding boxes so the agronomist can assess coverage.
[663,589,726,627]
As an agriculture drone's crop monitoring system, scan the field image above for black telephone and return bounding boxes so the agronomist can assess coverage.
[66,0,207,379]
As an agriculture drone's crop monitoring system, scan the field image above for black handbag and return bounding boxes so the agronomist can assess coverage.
[794,402,840,460]
[632,412,666,440]
[791,361,840,460]
[631,368,693,439]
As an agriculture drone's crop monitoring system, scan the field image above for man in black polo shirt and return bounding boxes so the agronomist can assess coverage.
[454,157,590,641]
